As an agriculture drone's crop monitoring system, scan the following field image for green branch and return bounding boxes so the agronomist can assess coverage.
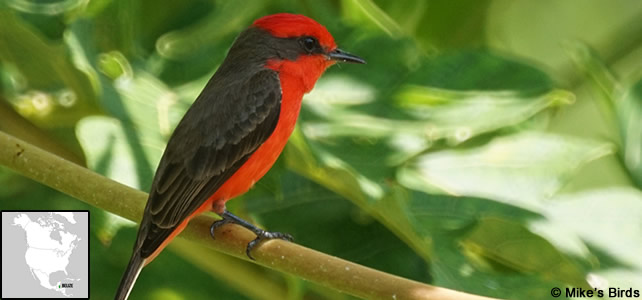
[0,131,497,300]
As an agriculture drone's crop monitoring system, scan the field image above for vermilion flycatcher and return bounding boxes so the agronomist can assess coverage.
[115,13,364,299]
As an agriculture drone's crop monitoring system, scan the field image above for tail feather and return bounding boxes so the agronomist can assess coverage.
[114,251,145,300]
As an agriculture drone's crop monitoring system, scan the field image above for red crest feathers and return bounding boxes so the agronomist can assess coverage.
[253,13,337,50]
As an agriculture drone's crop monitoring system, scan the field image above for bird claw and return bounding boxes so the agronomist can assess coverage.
[246,230,294,260]
[209,218,231,239]
[210,210,293,260]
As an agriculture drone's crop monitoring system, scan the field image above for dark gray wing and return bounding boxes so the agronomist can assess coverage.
[136,69,281,257]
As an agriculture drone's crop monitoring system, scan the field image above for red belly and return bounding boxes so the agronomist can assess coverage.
[205,73,305,213]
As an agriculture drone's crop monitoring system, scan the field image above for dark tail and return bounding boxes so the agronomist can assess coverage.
[114,251,145,300]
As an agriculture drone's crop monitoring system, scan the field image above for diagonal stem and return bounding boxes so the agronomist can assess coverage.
[0,131,497,300]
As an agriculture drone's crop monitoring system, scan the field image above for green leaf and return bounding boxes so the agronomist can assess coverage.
[341,0,405,37]
[76,114,163,245]
[400,191,592,298]
[543,188,642,271]
[461,218,587,287]
[615,79,642,188]
[565,42,619,127]
[359,0,492,49]
[292,47,570,276]
[155,1,266,60]
[74,68,180,190]
[284,128,433,261]
[303,49,562,149]
[561,41,641,188]
[408,50,554,92]
[76,116,163,190]
[0,10,95,111]
[410,0,491,49]
[540,188,642,287]
[397,131,614,210]
[244,168,431,284]
[306,87,571,144]
[109,70,182,136]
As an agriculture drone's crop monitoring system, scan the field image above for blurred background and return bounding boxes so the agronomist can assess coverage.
[1,0,641,299]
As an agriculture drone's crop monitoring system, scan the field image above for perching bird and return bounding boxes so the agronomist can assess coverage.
[115,13,365,299]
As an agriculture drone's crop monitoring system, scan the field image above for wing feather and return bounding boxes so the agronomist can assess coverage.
[136,69,282,257]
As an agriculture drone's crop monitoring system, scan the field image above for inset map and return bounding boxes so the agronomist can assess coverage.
[2,211,89,299]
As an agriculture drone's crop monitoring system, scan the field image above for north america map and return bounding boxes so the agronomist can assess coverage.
[2,211,89,298]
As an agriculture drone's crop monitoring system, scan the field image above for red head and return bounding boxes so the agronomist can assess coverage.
[253,13,337,51]
[251,13,365,93]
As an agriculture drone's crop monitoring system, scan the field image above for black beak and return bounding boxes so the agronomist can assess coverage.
[328,48,366,64]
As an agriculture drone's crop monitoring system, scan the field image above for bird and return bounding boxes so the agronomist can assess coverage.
[115,13,365,300]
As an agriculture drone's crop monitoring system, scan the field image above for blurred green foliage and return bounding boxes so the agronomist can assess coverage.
[1,0,641,299]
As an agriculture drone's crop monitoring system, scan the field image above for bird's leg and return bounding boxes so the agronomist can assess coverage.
[210,209,293,260]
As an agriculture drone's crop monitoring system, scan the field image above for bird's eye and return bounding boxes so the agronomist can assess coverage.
[299,36,319,53]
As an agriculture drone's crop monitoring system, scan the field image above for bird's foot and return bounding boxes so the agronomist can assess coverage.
[210,210,293,260]
[245,228,293,260]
